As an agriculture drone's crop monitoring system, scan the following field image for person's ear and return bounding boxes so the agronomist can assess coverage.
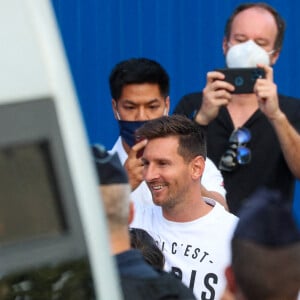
[128,201,134,225]
[223,37,230,55]
[191,156,205,180]
[112,99,119,119]
[164,96,170,115]
[270,50,280,66]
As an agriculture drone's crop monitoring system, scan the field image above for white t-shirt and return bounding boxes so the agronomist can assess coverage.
[131,198,238,300]
[110,137,226,206]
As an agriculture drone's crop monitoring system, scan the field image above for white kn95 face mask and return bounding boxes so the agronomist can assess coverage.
[226,40,271,68]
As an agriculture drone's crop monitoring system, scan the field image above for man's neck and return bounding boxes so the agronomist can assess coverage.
[162,193,213,222]
[227,93,259,128]
[110,228,131,255]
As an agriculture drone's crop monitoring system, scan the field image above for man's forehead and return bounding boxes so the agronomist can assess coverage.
[144,137,179,155]
[231,7,277,32]
[230,8,278,45]
[118,98,163,105]
[120,83,162,97]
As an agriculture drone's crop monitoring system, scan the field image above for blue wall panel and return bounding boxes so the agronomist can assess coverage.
[51,0,300,222]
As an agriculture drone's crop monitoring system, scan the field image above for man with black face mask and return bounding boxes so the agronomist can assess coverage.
[109,58,228,210]
[174,3,300,215]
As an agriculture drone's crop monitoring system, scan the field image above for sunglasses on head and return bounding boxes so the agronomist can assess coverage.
[219,127,251,172]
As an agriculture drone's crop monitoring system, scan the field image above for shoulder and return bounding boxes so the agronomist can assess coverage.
[205,198,238,224]
[203,200,239,242]
[173,92,203,117]
[278,94,300,127]
[180,91,203,101]
[121,271,196,300]
[278,94,300,103]
[278,94,300,113]
[202,158,226,197]
[157,271,197,299]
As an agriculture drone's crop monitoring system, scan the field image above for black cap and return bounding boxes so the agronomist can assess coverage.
[92,144,128,185]
[233,188,300,247]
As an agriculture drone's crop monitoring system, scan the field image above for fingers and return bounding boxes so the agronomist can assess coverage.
[124,143,146,190]
[256,64,273,81]
[255,83,276,100]
[203,82,233,105]
[129,138,148,159]
[213,89,233,102]
[254,66,277,99]
[126,163,144,191]
[198,71,234,124]
[207,70,225,83]
[206,71,235,93]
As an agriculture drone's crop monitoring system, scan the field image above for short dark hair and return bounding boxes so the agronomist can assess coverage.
[130,228,165,270]
[109,58,170,100]
[224,3,286,51]
[135,114,207,162]
[231,239,300,300]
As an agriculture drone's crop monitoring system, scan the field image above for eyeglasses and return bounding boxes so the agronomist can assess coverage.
[219,127,251,172]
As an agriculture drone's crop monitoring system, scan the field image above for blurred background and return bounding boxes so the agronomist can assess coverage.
[51,0,300,221]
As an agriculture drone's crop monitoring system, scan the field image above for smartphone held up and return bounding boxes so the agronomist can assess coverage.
[216,67,265,94]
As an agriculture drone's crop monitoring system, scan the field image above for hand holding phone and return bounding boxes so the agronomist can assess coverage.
[215,67,265,94]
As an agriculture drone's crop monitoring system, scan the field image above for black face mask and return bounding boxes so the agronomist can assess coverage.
[118,120,148,147]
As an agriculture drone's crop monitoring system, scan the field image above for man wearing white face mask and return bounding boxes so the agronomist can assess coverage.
[226,39,274,68]
[108,58,228,210]
[174,3,300,215]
